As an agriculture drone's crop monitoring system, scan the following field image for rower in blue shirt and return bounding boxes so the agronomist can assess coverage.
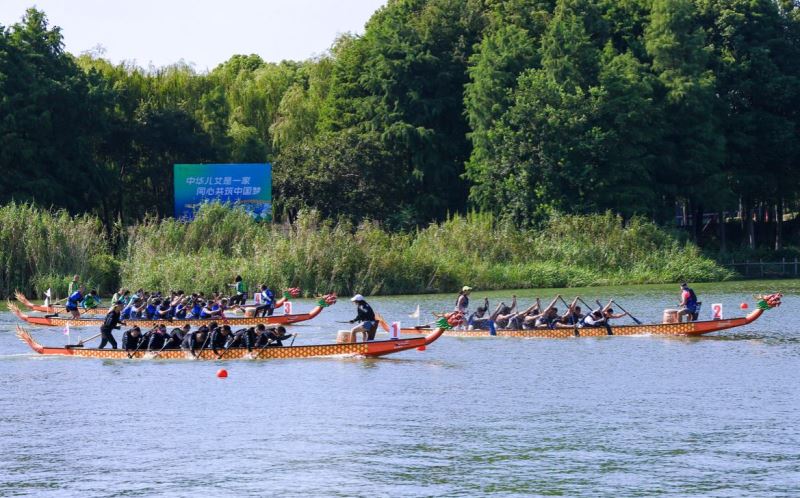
[65,286,85,319]
[255,285,275,317]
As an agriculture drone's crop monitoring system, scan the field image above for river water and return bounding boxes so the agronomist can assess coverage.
[1,280,798,497]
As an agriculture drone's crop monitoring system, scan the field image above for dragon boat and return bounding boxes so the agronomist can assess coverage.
[14,326,445,361]
[7,294,337,329]
[13,290,296,316]
[401,294,780,339]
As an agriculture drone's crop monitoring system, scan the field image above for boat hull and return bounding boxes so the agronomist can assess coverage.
[401,309,764,338]
[7,301,327,328]
[15,326,445,360]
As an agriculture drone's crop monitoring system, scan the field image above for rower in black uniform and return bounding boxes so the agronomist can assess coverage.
[209,325,232,356]
[164,324,191,349]
[122,326,144,352]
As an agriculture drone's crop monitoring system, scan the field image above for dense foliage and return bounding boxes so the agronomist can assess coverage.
[1,2,799,247]
[1,203,728,298]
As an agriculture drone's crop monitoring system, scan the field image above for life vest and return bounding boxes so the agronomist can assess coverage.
[685,288,698,308]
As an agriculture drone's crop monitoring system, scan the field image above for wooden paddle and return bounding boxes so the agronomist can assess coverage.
[193,331,211,360]
[127,329,150,359]
[65,331,103,348]
[375,311,390,332]
[611,300,642,324]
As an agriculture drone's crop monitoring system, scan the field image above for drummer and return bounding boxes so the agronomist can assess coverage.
[677,282,699,322]
[349,294,377,340]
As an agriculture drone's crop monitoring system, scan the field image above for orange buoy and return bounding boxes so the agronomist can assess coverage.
[216,369,228,378]
[740,302,748,310]
[416,345,426,351]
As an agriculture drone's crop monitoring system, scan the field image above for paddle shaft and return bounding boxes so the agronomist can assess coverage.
[76,331,103,345]
[194,332,211,359]
[611,300,642,324]
[128,329,152,358]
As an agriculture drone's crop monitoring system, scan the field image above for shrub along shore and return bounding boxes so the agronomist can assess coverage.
[0,202,732,300]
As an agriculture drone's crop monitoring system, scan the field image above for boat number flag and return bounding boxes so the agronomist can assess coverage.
[284,301,292,315]
[712,303,723,320]
[390,322,400,339]
[44,288,52,307]
[409,305,420,318]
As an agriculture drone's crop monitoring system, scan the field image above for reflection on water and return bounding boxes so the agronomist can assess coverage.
[1,281,799,496]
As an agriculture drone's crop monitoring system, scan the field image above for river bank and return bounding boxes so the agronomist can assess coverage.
[1,203,732,300]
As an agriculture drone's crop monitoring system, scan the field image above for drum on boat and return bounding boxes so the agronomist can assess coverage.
[662,309,679,324]
[337,330,355,343]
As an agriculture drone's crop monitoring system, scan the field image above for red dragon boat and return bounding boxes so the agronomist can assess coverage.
[7,294,337,329]
[15,326,445,360]
[401,294,780,339]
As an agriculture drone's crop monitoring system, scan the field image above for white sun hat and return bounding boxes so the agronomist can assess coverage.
[351,294,364,302]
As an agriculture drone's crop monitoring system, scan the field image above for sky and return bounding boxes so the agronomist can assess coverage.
[0,0,387,71]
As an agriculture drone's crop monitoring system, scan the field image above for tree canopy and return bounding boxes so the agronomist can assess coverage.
[1,2,799,249]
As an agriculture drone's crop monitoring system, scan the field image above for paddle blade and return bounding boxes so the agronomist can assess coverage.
[375,312,390,332]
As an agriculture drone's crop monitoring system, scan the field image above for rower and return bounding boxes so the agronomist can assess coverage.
[677,282,700,322]
[189,299,203,319]
[508,298,540,329]
[581,304,626,335]
[467,298,490,329]
[254,285,275,317]
[559,305,584,327]
[200,300,221,319]
[164,324,191,349]
[534,307,559,329]
[181,325,209,355]
[98,301,125,349]
[122,326,144,352]
[227,327,256,351]
[256,325,290,347]
[490,296,517,329]
[147,324,169,351]
[174,298,189,319]
[65,285,85,319]
[111,288,127,306]
[144,298,158,319]
[82,290,101,310]
[349,294,377,340]
[209,325,232,356]
[156,299,172,320]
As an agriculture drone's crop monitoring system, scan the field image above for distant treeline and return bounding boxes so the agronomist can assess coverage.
[1,2,799,251]
[0,203,730,298]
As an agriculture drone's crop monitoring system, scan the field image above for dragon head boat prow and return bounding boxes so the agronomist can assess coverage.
[15,326,44,354]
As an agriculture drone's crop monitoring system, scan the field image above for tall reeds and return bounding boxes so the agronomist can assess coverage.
[0,202,116,298]
[119,204,732,296]
[0,201,732,299]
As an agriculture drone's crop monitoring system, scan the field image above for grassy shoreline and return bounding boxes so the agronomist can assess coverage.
[1,203,733,300]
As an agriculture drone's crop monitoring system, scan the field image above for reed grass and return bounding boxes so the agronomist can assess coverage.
[119,204,732,296]
[0,202,116,298]
[0,202,733,299]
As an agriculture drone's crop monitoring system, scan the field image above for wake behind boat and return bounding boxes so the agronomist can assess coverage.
[15,326,445,360]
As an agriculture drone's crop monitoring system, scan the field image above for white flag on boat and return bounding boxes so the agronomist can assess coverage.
[44,288,51,307]
[409,305,420,319]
